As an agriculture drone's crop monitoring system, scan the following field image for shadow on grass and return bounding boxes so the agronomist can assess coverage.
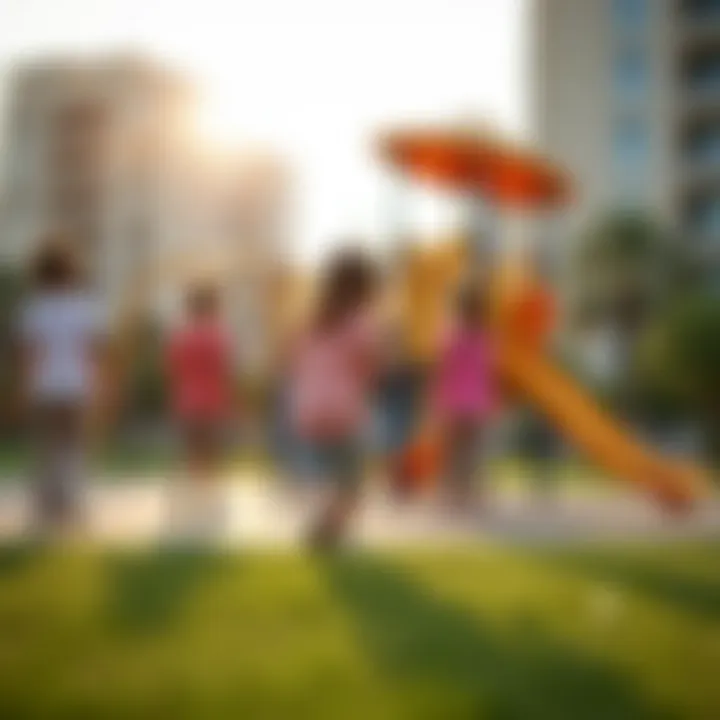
[319,554,670,720]
[105,550,222,636]
[0,544,40,580]
[526,549,720,622]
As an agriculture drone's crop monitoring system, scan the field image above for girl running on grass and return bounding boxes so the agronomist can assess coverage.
[287,247,381,548]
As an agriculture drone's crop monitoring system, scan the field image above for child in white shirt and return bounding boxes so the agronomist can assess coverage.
[16,239,106,533]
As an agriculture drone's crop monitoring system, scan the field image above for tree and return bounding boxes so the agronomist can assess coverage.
[122,316,167,427]
[638,291,720,460]
[572,211,678,335]
[569,211,688,416]
[0,268,25,436]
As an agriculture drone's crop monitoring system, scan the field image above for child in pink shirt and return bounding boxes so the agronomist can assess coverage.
[288,248,379,548]
[168,285,235,487]
[433,280,497,509]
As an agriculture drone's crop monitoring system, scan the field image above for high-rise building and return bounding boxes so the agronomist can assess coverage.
[534,0,720,256]
[161,147,291,373]
[0,54,290,368]
[0,56,193,298]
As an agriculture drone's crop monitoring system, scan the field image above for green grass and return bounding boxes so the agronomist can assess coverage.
[0,442,175,477]
[0,543,718,718]
[0,443,271,480]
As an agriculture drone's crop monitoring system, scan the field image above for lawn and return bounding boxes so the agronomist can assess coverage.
[0,439,613,496]
[0,543,718,719]
[0,442,269,479]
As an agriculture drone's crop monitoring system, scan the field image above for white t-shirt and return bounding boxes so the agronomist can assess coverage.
[18,292,106,402]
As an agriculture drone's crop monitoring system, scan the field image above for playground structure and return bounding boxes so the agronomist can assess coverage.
[379,123,710,510]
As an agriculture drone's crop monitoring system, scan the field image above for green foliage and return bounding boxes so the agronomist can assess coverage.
[123,317,167,424]
[0,268,25,434]
[638,291,720,455]
[570,211,708,427]
[580,211,667,268]
[572,211,678,330]
[640,292,720,410]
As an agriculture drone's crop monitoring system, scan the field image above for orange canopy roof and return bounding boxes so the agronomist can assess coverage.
[379,125,572,209]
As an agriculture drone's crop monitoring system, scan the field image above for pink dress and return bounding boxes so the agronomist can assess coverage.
[289,314,378,440]
[434,326,496,423]
[167,321,234,423]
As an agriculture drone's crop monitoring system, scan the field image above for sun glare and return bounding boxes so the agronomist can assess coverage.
[194,91,246,148]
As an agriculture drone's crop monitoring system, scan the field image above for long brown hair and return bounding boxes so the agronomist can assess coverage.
[30,233,83,290]
[314,247,378,332]
[185,282,220,320]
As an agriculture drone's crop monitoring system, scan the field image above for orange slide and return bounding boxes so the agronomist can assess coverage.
[500,345,710,510]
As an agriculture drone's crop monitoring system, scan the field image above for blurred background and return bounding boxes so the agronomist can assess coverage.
[0,0,718,466]
[0,1,718,718]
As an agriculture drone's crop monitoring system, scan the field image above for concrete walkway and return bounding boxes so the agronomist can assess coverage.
[0,474,718,547]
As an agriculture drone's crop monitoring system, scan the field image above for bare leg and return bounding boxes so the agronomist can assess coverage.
[169,423,225,541]
[308,442,362,550]
[309,486,361,549]
[388,452,413,502]
[444,421,482,513]
[32,404,85,536]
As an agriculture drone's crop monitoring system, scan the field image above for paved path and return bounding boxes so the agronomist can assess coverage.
[0,475,718,547]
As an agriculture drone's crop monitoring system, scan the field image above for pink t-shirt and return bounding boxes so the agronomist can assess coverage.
[168,321,234,421]
[434,326,495,422]
[289,313,378,440]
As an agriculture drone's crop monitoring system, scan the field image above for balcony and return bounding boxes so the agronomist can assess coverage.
[681,0,720,21]
[682,127,720,183]
[682,188,720,256]
[678,5,720,55]
[612,0,650,34]
[682,51,720,113]
[680,23,720,48]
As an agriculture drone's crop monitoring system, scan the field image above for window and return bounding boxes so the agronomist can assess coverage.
[614,46,647,98]
[612,0,649,29]
[687,127,720,164]
[688,55,720,92]
[612,116,650,200]
[685,0,720,22]
[613,117,649,169]
[690,196,720,236]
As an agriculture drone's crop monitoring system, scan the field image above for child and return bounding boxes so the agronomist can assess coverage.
[167,284,235,530]
[380,242,466,501]
[287,248,379,548]
[377,351,426,500]
[16,237,106,535]
[433,279,496,511]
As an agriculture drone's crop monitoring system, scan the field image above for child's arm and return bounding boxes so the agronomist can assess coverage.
[87,329,119,446]
[11,336,31,423]
[226,335,245,425]
[12,304,34,422]
[424,323,454,425]
[486,331,504,418]
[355,310,390,389]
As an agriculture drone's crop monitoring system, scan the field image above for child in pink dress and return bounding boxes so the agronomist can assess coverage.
[433,281,497,510]
[288,248,379,548]
[167,285,235,487]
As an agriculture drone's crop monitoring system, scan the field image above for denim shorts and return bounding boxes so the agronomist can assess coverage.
[301,438,364,489]
[376,365,427,454]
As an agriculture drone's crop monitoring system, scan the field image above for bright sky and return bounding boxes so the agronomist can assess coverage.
[0,0,529,262]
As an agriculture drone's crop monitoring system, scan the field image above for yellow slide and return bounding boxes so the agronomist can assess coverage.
[500,345,710,510]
